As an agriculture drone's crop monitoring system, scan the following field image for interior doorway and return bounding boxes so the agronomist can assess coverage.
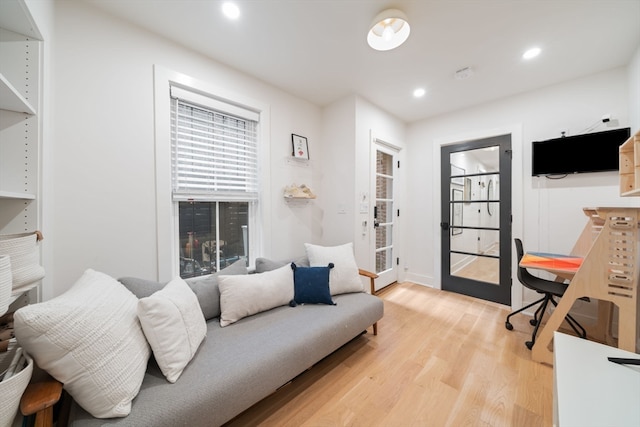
[440,134,512,305]
[371,139,399,291]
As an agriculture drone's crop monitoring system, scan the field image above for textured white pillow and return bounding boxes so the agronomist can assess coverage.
[13,269,150,418]
[137,277,206,383]
[305,242,364,295]
[218,263,293,327]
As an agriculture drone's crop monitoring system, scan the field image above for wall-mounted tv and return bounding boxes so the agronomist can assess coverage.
[532,127,630,176]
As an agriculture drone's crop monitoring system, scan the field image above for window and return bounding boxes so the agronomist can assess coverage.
[171,86,259,278]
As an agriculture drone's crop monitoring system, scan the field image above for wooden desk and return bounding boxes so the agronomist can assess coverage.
[531,207,640,365]
[519,251,582,281]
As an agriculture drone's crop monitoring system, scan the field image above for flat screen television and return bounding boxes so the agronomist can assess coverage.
[532,127,630,176]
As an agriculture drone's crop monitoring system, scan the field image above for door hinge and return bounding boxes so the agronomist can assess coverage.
[397,209,400,217]
[396,257,400,266]
[397,160,400,168]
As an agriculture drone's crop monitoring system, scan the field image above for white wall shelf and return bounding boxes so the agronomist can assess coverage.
[0,73,36,115]
[0,0,41,235]
[0,191,36,200]
[0,0,42,330]
[0,0,42,40]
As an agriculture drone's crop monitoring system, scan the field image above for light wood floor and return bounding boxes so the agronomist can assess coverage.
[225,282,554,427]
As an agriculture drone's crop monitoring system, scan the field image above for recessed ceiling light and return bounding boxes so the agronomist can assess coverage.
[222,2,240,20]
[413,88,426,98]
[523,47,541,60]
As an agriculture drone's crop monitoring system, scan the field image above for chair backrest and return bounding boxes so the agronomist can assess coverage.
[514,238,542,291]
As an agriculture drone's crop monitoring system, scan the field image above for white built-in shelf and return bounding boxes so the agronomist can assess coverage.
[0,73,36,115]
[0,0,42,40]
[7,283,38,308]
[0,191,36,200]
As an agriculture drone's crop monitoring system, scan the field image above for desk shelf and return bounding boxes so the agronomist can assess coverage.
[619,129,640,197]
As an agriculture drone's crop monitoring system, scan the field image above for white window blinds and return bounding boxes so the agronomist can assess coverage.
[171,87,259,202]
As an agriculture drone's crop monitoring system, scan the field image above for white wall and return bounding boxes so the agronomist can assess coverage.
[45,0,324,296]
[319,96,356,246]
[354,97,406,274]
[405,67,632,313]
[37,0,640,304]
[629,46,640,132]
[319,96,405,276]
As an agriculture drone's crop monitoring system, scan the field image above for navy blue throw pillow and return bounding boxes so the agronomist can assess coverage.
[290,262,335,305]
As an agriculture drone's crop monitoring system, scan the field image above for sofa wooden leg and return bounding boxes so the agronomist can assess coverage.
[372,322,378,335]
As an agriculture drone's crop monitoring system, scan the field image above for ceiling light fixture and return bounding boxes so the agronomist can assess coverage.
[222,2,240,20]
[413,88,426,98]
[367,9,410,51]
[522,47,541,60]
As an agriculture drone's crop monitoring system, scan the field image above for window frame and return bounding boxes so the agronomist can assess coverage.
[153,66,271,281]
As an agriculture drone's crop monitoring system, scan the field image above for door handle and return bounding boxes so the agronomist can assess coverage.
[440,222,450,231]
[373,205,379,228]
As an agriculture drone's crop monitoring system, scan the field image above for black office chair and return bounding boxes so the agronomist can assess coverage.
[505,238,587,349]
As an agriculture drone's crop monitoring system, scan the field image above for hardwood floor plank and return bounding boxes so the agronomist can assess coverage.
[225,282,554,427]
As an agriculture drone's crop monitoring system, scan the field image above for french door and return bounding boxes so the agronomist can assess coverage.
[371,141,399,290]
[440,135,512,305]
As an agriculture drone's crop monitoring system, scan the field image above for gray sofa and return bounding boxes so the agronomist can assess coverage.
[63,260,383,426]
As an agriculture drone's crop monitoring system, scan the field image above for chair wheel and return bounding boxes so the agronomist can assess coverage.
[525,341,534,350]
[505,321,513,330]
[529,319,538,326]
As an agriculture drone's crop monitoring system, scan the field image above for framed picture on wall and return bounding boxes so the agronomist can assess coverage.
[292,134,309,160]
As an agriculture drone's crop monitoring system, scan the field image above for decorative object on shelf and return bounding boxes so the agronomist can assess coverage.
[291,134,309,160]
[0,255,11,316]
[0,231,45,291]
[284,184,316,199]
[0,346,33,427]
[0,311,13,352]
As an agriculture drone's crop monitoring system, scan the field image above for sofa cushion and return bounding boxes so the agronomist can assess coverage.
[13,269,150,418]
[120,259,248,320]
[218,263,293,326]
[255,256,309,273]
[291,263,335,305]
[305,242,364,295]
[137,277,207,383]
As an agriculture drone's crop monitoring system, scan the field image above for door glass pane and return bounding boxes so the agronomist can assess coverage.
[376,247,392,273]
[449,146,500,285]
[376,150,393,274]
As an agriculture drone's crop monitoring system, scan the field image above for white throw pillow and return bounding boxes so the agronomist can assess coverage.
[13,269,150,418]
[305,242,364,295]
[137,277,207,383]
[218,263,293,327]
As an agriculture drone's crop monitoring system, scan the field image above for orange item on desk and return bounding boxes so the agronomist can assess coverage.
[519,252,583,273]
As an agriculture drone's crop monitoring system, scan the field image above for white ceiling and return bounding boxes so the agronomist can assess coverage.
[83,0,640,124]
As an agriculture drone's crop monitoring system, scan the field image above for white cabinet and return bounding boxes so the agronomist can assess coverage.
[0,0,43,304]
